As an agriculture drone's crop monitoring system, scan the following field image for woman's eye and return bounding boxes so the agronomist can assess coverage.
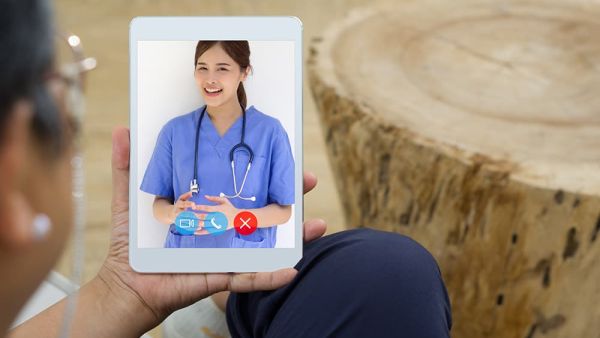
[218,68,228,71]
[197,67,207,71]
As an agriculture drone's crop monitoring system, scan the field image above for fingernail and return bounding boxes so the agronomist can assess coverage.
[308,218,325,225]
[32,213,52,241]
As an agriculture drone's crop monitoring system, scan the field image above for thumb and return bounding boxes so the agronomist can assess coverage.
[111,127,130,228]
[179,191,193,201]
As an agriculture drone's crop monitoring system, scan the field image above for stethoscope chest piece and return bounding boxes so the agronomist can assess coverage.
[190,179,199,194]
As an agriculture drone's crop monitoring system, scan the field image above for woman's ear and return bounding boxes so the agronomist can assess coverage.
[241,66,251,82]
[0,100,41,251]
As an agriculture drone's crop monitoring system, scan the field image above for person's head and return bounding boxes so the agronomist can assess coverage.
[0,0,77,326]
[194,41,251,109]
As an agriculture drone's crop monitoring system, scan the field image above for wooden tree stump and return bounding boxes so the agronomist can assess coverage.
[308,1,600,337]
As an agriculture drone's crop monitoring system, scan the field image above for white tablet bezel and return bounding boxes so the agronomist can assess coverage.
[129,16,303,272]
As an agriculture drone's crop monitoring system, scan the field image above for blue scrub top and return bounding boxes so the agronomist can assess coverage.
[140,105,295,248]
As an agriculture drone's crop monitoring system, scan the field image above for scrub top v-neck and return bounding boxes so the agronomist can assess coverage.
[140,105,295,248]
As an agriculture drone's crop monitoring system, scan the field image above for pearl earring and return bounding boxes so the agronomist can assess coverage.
[32,214,52,241]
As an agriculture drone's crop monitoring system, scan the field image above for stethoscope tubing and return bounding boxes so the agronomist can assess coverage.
[192,104,255,201]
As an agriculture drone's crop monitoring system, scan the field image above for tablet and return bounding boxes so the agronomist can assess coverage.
[129,17,303,272]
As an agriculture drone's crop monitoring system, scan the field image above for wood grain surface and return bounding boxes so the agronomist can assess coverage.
[308,1,600,337]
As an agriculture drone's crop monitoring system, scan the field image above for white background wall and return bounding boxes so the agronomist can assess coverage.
[136,40,296,248]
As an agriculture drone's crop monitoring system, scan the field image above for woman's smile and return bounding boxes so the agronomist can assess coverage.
[204,86,223,97]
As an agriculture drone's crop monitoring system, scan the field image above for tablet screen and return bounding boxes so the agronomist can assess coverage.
[136,40,297,249]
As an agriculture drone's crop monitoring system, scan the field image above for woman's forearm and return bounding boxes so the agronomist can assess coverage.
[9,277,156,338]
[153,197,175,225]
[250,204,292,228]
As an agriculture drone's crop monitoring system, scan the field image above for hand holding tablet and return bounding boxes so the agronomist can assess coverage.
[104,127,325,330]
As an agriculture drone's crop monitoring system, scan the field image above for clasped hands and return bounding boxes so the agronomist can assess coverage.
[172,191,238,235]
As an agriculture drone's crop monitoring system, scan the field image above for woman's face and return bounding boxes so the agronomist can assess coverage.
[194,43,248,108]
[0,73,76,298]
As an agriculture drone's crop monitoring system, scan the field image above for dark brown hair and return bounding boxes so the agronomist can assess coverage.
[194,41,251,108]
[1,0,64,157]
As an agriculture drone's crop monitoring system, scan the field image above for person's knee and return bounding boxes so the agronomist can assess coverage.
[235,228,452,337]
[302,227,446,297]
[319,227,441,277]
[303,227,452,334]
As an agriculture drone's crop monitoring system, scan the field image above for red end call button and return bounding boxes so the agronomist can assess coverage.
[234,211,258,236]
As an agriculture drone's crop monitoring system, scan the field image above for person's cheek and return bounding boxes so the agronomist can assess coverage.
[227,76,238,96]
[195,74,206,92]
[195,78,203,93]
[32,154,74,263]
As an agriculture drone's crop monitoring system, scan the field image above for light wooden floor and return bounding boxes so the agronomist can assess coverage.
[52,0,394,336]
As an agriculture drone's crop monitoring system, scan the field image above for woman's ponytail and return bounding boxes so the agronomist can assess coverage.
[237,82,247,109]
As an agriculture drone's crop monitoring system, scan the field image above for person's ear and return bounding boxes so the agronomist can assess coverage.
[240,66,251,82]
[0,100,45,252]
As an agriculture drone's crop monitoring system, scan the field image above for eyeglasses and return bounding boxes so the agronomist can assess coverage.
[51,32,97,338]
[48,32,97,147]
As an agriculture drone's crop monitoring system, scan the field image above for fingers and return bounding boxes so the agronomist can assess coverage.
[215,268,298,293]
[204,195,229,205]
[111,127,131,228]
[194,213,207,221]
[177,201,196,210]
[193,204,216,213]
[194,228,209,235]
[303,218,327,243]
[301,172,325,243]
[303,171,317,194]
[179,191,193,201]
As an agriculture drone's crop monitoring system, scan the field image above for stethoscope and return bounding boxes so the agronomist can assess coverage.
[190,103,256,201]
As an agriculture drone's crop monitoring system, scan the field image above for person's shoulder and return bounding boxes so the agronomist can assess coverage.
[249,105,285,133]
[161,108,199,132]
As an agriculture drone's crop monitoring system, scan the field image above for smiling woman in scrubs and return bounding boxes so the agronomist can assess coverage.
[140,41,295,248]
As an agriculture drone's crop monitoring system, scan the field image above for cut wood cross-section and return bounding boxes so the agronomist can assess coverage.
[308,1,600,337]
